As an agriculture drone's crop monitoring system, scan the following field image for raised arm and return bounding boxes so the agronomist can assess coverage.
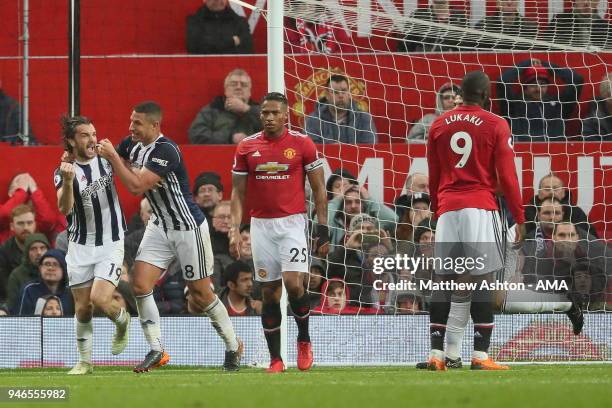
[97,139,161,195]
[56,162,76,216]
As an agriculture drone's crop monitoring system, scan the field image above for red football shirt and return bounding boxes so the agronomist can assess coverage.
[232,128,322,218]
[427,105,525,224]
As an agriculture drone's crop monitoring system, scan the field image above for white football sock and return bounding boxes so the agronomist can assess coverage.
[504,290,571,313]
[445,301,470,361]
[111,307,128,326]
[473,350,488,360]
[136,292,163,352]
[75,317,93,364]
[203,296,239,351]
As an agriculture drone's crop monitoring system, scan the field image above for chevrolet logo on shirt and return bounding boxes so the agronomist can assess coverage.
[255,162,289,174]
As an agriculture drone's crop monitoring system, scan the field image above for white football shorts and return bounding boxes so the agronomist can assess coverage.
[250,213,309,282]
[136,220,214,281]
[66,239,125,287]
[434,208,504,276]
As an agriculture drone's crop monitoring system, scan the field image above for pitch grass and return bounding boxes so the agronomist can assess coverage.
[0,365,610,408]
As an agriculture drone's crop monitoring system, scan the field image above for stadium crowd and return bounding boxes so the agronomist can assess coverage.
[0,166,609,317]
[0,0,610,318]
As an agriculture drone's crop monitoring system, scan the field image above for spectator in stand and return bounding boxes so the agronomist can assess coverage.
[306,259,325,308]
[312,279,378,315]
[398,0,469,52]
[327,185,397,247]
[188,69,261,145]
[219,260,260,316]
[0,205,38,301]
[211,200,231,255]
[153,259,187,315]
[305,74,377,144]
[474,0,539,50]
[401,173,429,196]
[547,0,611,49]
[193,171,224,227]
[0,173,66,243]
[4,232,49,312]
[524,174,595,236]
[15,249,73,316]
[325,169,358,201]
[394,192,432,245]
[186,0,253,54]
[0,81,36,145]
[497,58,584,142]
[328,214,393,307]
[572,262,607,311]
[395,292,423,314]
[583,72,612,140]
[124,198,152,274]
[285,2,354,54]
[36,294,64,317]
[407,83,460,143]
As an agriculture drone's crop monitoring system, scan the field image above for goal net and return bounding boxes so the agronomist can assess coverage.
[272,0,612,363]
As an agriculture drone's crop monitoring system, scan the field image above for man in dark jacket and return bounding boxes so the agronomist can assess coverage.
[398,0,469,52]
[583,72,612,140]
[15,249,73,315]
[188,69,261,144]
[497,58,584,141]
[474,0,539,50]
[547,0,611,49]
[186,0,253,54]
[305,74,377,144]
[4,233,49,312]
[0,83,36,145]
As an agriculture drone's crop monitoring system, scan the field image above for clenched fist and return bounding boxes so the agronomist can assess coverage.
[60,161,76,182]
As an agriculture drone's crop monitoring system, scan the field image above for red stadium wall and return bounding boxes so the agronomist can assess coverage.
[0,53,609,146]
[1,143,611,239]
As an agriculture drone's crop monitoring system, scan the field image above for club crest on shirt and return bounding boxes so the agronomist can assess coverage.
[257,269,267,279]
[283,148,297,159]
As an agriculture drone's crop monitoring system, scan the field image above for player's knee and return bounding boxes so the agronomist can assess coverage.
[90,290,112,309]
[285,284,304,299]
[130,280,152,297]
[187,298,204,315]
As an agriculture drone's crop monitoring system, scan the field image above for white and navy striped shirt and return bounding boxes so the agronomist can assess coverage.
[54,156,126,246]
[117,134,204,232]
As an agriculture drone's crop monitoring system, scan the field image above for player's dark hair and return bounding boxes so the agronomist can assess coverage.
[224,261,252,285]
[134,101,163,123]
[461,71,490,106]
[328,74,349,87]
[262,92,288,107]
[60,115,93,152]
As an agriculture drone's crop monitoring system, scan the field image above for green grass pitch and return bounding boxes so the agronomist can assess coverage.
[0,365,610,408]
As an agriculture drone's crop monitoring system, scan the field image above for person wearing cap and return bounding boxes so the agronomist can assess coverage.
[497,58,584,142]
[4,232,49,313]
[407,83,461,143]
[193,171,224,227]
[15,249,74,316]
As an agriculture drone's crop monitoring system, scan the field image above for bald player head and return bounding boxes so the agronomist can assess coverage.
[461,71,491,108]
